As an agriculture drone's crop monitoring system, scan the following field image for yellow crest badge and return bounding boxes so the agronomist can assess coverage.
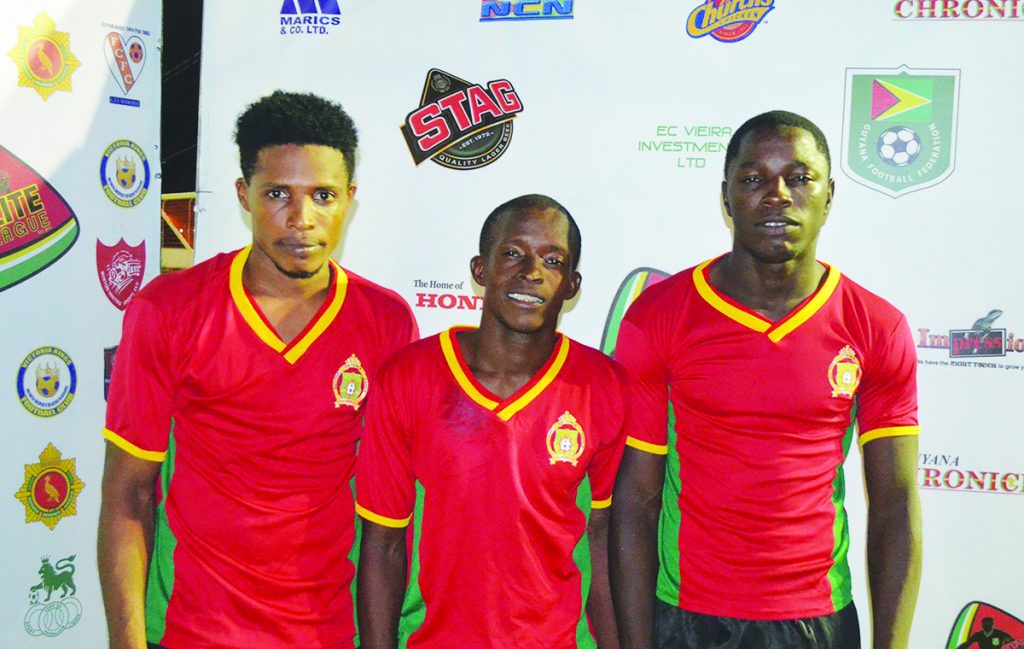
[333,354,368,410]
[546,411,586,466]
[7,12,81,101]
[14,443,85,530]
[828,345,862,399]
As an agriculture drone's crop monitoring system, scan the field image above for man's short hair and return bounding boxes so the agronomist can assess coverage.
[234,90,358,183]
[724,110,831,177]
[479,194,582,271]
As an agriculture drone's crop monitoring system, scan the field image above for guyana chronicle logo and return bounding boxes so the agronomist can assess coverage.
[842,66,960,198]
[401,69,524,170]
[25,554,82,637]
[947,601,1023,648]
[686,0,774,43]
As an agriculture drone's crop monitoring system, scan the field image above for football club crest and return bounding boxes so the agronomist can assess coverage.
[546,411,586,466]
[100,139,150,208]
[25,554,82,637]
[96,238,145,309]
[6,11,80,101]
[333,354,368,410]
[0,145,80,292]
[14,443,85,530]
[828,345,862,399]
[17,346,76,417]
[104,31,146,106]
[842,66,960,198]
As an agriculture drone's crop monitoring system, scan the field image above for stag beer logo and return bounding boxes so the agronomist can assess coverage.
[401,69,523,170]
[104,30,147,107]
[104,345,118,401]
[842,66,960,198]
[601,267,670,356]
[14,443,85,530]
[947,601,1024,649]
[96,238,145,310]
[480,0,575,21]
[100,139,150,208]
[17,346,76,417]
[279,0,342,36]
[25,554,82,637]
[7,11,80,101]
[686,0,774,43]
[0,146,80,292]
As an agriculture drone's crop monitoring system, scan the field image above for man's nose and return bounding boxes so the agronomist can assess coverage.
[762,176,792,206]
[287,196,316,229]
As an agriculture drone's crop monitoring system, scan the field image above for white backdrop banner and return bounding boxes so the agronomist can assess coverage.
[0,0,161,646]
[194,1,1023,647]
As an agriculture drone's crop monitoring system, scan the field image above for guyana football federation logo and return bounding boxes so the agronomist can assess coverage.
[7,11,81,101]
[946,601,1024,649]
[546,411,586,466]
[333,353,368,410]
[828,345,862,399]
[842,66,960,198]
[25,554,82,637]
[14,443,86,531]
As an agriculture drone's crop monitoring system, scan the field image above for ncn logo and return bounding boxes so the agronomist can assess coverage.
[481,1,574,21]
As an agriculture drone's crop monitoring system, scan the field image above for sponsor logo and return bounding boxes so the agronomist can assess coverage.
[480,1,574,21]
[412,278,483,311]
[103,24,149,107]
[842,66,960,198]
[6,11,80,101]
[96,238,145,310]
[947,601,1024,649]
[601,268,670,355]
[0,146,80,292]
[917,310,1024,370]
[401,69,523,170]
[639,123,734,170]
[896,0,1024,20]
[104,345,118,401]
[828,345,862,398]
[546,411,586,466]
[100,139,150,208]
[14,443,86,530]
[686,0,774,42]
[280,0,341,35]
[17,346,76,417]
[333,354,368,410]
[25,554,82,637]
[919,453,1024,496]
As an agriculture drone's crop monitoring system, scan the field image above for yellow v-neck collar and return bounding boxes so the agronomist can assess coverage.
[439,327,571,421]
[229,246,348,364]
[692,257,841,343]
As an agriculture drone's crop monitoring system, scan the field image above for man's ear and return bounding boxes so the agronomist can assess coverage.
[470,255,486,287]
[565,270,582,301]
[235,178,250,212]
[721,179,732,218]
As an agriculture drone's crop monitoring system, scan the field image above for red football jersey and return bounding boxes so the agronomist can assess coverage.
[103,246,417,648]
[615,256,919,620]
[356,328,628,648]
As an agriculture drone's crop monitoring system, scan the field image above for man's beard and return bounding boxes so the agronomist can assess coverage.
[271,258,319,280]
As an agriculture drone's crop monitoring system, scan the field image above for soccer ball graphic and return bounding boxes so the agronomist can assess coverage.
[129,42,144,63]
[877,126,921,167]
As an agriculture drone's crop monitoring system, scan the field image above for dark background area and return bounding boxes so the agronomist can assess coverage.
[160,1,202,193]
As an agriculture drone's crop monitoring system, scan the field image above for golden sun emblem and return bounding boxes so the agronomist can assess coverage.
[7,12,81,101]
[828,345,862,399]
[333,354,368,410]
[546,411,586,466]
[14,443,85,530]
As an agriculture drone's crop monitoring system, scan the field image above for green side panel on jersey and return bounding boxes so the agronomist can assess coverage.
[827,401,857,612]
[656,398,682,606]
[349,476,362,646]
[397,482,427,648]
[145,422,178,644]
[573,475,597,648]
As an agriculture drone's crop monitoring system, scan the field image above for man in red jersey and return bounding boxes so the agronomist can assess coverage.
[610,111,921,649]
[98,91,417,649]
[356,195,627,648]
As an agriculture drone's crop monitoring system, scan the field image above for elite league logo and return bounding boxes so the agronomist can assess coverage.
[96,238,145,309]
[842,66,960,198]
[947,601,1024,649]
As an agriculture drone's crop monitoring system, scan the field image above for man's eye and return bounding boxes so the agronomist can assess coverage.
[546,257,565,266]
[268,189,286,199]
[315,191,333,201]
[791,174,812,184]
[741,176,760,185]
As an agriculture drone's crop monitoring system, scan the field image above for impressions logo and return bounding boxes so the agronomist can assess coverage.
[0,145,80,292]
[401,69,523,170]
[917,309,1024,368]
[947,602,1023,649]
[25,554,82,638]
[100,139,150,208]
[7,11,80,101]
[896,1,1024,20]
[103,24,150,107]
[841,66,960,198]
[480,1,574,21]
[686,0,774,43]
[279,0,341,35]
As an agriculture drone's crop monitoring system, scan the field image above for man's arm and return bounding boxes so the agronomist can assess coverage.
[586,507,619,648]
[863,435,922,649]
[609,446,666,649]
[98,442,161,649]
[357,521,408,649]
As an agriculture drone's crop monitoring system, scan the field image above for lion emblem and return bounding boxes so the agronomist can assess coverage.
[28,555,76,603]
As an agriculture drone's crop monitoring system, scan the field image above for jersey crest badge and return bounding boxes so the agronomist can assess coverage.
[828,345,862,399]
[546,410,586,466]
[333,354,368,410]
[14,443,85,530]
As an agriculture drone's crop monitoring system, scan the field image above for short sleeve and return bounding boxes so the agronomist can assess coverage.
[355,363,416,528]
[587,368,629,509]
[102,295,175,462]
[614,310,670,455]
[856,315,920,446]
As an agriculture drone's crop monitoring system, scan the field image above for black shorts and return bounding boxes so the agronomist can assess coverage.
[655,599,861,649]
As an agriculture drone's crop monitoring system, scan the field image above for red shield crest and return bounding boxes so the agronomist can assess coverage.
[96,238,145,310]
